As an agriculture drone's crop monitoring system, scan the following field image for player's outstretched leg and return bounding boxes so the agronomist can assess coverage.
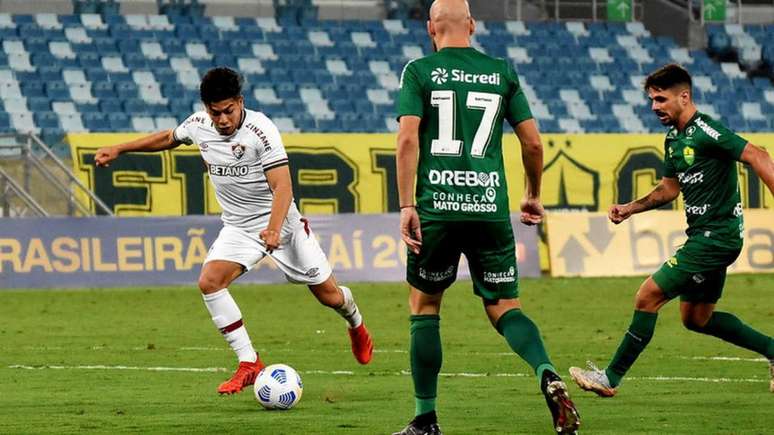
[310,279,373,364]
[496,308,580,433]
[568,361,617,398]
[201,287,265,394]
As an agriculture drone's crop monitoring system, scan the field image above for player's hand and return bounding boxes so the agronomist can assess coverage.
[519,197,544,225]
[399,206,422,255]
[259,229,281,253]
[94,147,119,167]
[608,204,632,224]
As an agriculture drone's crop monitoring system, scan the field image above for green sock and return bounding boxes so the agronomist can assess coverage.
[410,314,442,417]
[692,311,774,359]
[496,309,556,381]
[606,310,658,387]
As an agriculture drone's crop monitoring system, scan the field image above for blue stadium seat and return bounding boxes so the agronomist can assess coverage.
[21,82,46,98]
[100,98,123,114]
[108,113,131,130]
[82,112,109,131]
[45,81,70,100]
[27,97,52,112]
[34,111,60,129]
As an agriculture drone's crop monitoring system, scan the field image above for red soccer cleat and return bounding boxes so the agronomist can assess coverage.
[348,323,373,365]
[218,358,265,395]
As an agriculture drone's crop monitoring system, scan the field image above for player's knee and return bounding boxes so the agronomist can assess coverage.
[681,314,709,332]
[198,274,225,293]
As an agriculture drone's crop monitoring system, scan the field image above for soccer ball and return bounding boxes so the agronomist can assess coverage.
[254,364,303,410]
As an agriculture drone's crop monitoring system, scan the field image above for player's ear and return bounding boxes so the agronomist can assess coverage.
[427,20,434,37]
[469,17,476,36]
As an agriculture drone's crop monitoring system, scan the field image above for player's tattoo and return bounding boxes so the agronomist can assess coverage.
[634,184,672,211]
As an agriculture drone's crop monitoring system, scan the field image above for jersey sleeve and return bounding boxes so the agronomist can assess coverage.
[255,115,288,171]
[503,61,533,127]
[699,119,748,161]
[663,141,676,178]
[172,114,196,145]
[396,61,424,120]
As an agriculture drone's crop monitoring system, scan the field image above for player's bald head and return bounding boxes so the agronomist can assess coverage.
[429,0,472,34]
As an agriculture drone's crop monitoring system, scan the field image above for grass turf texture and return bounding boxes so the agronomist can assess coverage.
[1,275,772,434]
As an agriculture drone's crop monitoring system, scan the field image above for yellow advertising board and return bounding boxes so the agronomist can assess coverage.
[68,133,773,216]
[547,210,774,277]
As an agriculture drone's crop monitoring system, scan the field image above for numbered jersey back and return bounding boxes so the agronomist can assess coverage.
[397,47,532,222]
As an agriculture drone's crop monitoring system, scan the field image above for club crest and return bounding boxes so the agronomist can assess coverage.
[231,144,246,159]
[683,146,695,165]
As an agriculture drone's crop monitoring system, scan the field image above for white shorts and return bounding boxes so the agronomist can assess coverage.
[205,217,332,285]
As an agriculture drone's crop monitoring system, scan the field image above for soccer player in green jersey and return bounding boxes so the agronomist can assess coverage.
[393,1,580,434]
[570,64,774,398]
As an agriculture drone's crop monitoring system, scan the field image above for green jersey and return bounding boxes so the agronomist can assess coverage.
[663,112,748,249]
[397,47,532,222]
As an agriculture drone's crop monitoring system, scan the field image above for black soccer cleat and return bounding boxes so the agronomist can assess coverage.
[542,372,581,434]
[392,411,443,435]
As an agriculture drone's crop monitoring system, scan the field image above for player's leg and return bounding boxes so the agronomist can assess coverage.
[570,276,668,397]
[270,216,373,364]
[392,286,445,435]
[394,220,458,435]
[681,290,774,378]
[200,227,267,394]
[484,298,580,434]
[308,275,373,365]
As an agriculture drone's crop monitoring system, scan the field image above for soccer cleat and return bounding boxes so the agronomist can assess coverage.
[542,373,580,434]
[348,323,373,365]
[392,421,442,435]
[218,359,265,395]
[569,361,617,398]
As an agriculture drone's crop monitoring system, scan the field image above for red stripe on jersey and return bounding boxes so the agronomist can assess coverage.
[300,217,310,236]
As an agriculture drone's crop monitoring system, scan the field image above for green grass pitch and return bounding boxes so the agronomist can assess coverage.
[1,275,772,434]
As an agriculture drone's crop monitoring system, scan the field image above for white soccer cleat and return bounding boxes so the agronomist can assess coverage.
[569,361,617,398]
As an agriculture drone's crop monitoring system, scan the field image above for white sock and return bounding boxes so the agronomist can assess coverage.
[336,286,363,329]
[202,288,257,363]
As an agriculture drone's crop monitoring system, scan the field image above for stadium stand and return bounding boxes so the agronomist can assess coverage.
[0,7,771,150]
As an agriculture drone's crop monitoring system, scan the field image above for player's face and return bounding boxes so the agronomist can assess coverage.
[647,86,689,127]
[205,96,244,136]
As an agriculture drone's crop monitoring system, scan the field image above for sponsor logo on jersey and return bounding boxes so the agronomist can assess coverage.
[244,122,272,151]
[418,266,455,282]
[733,202,743,217]
[209,165,249,177]
[691,273,706,284]
[686,126,696,137]
[232,144,246,159]
[684,203,710,216]
[667,128,678,139]
[428,169,501,187]
[483,266,516,284]
[683,146,695,165]
[677,171,703,185]
[695,118,721,141]
[430,68,501,86]
[431,67,448,85]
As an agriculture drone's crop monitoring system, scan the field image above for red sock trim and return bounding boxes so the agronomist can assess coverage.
[219,319,243,334]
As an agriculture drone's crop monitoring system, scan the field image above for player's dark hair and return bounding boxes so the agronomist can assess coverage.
[200,67,243,104]
[643,64,692,92]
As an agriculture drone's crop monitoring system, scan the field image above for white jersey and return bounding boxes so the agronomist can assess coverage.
[173,109,301,232]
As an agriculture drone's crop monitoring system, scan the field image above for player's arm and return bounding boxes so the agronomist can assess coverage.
[513,119,544,225]
[396,115,422,254]
[609,177,680,224]
[740,142,774,196]
[261,165,293,253]
[94,130,180,167]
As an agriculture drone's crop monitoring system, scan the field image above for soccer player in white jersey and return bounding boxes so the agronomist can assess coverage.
[94,67,374,394]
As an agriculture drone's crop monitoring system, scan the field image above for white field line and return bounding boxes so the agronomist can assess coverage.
[6,365,768,384]
[677,356,767,363]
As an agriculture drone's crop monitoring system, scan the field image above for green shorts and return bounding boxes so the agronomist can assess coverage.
[651,238,741,303]
[406,219,519,301]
